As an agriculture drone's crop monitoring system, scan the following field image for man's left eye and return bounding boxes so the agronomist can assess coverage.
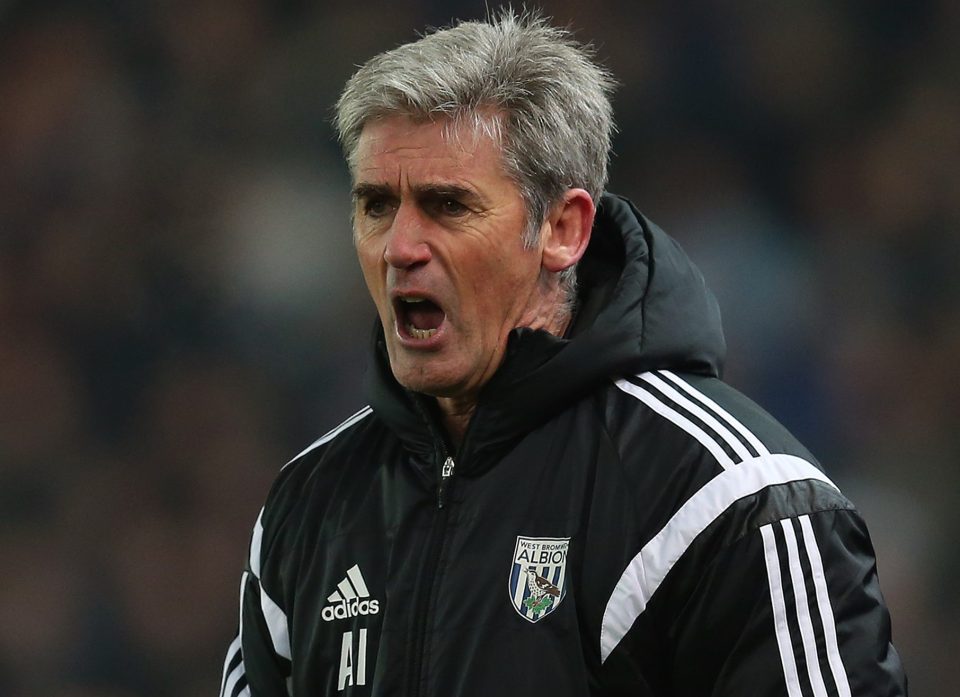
[438,198,468,216]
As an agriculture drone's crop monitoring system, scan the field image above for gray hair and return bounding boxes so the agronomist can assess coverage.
[334,9,617,261]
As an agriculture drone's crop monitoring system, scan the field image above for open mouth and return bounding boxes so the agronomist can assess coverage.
[394,296,446,341]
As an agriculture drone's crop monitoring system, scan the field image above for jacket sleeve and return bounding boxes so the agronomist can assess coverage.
[218,512,292,697]
[669,508,907,696]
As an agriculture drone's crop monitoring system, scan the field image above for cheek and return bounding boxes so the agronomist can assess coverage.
[355,235,381,272]
[469,265,533,328]
[356,247,387,302]
[481,253,538,300]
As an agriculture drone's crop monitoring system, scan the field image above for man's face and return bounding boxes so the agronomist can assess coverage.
[352,116,550,402]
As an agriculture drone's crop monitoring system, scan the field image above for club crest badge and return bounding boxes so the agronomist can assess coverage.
[508,536,571,623]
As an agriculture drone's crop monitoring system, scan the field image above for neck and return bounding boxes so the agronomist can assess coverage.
[436,397,475,448]
[434,302,575,448]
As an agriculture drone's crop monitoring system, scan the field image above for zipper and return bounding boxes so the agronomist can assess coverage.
[407,451,456,696]
[437,456,455,509]
[407,396,465,696]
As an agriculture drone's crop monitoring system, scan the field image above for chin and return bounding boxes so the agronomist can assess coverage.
[389,361,465,398]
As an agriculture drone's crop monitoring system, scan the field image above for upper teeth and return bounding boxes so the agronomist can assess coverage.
[401,297,425,303]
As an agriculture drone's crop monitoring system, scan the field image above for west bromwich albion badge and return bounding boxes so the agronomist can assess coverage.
[508,536,571,622]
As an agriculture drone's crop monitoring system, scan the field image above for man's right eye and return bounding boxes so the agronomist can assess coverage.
[363,198,394,218]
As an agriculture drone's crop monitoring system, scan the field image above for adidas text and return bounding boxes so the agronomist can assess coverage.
[322,598,380,622]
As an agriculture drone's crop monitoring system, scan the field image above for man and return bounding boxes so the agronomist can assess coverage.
[220,12,907,697]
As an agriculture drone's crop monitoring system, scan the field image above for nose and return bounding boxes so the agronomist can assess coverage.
[383,202,431,269]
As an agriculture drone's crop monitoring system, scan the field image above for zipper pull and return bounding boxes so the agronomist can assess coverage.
[438,456,455,509]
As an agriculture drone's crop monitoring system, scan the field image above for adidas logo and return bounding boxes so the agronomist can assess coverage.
[322,564,380,622]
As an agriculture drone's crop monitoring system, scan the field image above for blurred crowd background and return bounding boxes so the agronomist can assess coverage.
[1,0,957,694]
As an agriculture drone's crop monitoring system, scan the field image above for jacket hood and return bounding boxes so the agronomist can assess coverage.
[366,192,725,466]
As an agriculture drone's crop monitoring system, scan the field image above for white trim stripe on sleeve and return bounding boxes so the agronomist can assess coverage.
[286,405,373,465]
[260,586,292,661]
[760,525,804,697]
[249,508,265,579]
[799,515,852,697]
[615,378,735,469]
[761,516,853,697]
[637,372,754,461]
[781,518,830,697]
[221,572,250,697]
[222,661,245,697]
[659,370,770,457]
[599,454,837,663]
[219,634,242,697]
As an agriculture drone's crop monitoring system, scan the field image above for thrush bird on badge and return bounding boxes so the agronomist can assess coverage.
[524,567,561,598]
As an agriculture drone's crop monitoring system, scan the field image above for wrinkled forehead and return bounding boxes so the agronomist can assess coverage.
[351,120,514,200]
[349,110,507,178]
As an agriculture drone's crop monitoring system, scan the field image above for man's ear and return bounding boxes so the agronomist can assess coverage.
[540,188,595,273]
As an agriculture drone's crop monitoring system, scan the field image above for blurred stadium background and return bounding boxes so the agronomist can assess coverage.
[1,1,957,694]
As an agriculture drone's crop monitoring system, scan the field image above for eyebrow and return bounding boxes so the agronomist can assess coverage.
[351,182,393,201]
[352,182,484,205]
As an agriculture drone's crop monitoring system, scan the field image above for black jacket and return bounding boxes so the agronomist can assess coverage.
[219,194,907,696]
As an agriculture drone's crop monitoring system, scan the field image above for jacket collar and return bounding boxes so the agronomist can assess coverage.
[365,193,726,471]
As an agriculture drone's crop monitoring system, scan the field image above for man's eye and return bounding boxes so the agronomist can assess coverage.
[363,198,394,218]
[438,198,468,216]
